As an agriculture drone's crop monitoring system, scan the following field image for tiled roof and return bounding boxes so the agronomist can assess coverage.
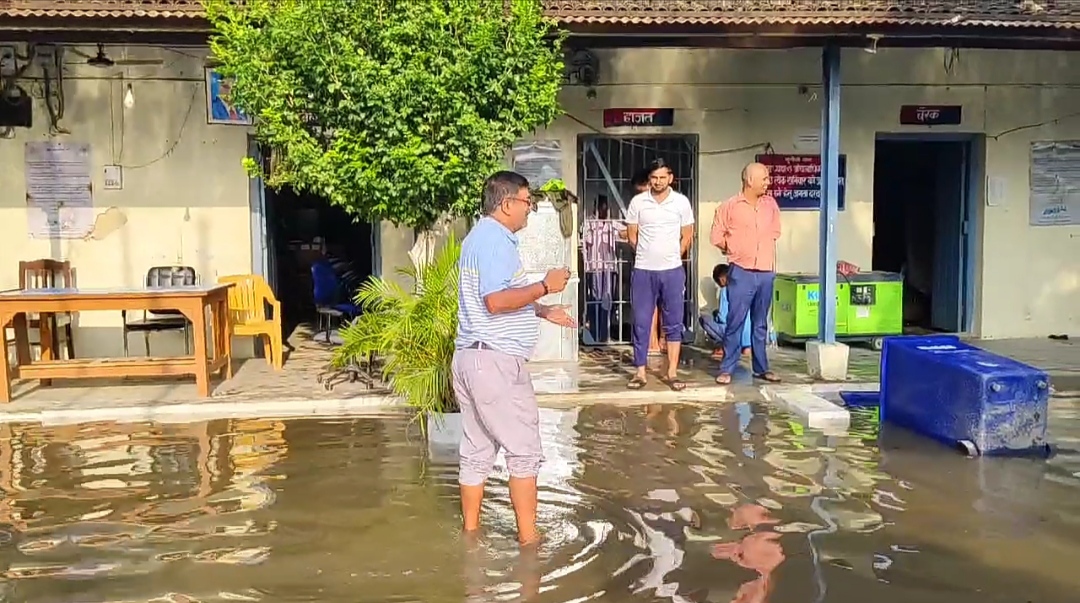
[0,0,205,18]
[546,0,1080,28]
[1,0,1078,29]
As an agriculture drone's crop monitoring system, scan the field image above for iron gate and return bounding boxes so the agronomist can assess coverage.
[577,135,699,346]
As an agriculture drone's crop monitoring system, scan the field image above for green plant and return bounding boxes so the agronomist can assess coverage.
[538,178,567,193]
[203,0,565,232]
[333,235,461,419]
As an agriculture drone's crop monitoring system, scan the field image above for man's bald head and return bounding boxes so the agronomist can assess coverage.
[741,162,771,198]
[741,162,767,186]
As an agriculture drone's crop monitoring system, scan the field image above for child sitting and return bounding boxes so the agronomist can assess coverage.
[699,263,752,360]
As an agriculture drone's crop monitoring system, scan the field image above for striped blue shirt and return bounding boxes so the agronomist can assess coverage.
[456,217,539,358]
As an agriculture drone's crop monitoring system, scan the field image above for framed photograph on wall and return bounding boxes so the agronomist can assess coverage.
[205,67,252,125]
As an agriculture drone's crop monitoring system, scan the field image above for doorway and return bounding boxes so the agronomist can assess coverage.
[576,135,699,346]
[262,180,378,338]
[872,136,979,333]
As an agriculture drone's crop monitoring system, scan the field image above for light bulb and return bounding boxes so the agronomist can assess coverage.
[123,84,135,109]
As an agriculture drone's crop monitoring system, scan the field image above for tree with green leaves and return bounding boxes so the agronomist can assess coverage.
[204,0,565,234]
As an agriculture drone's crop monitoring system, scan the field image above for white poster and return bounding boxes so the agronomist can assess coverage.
[1029,141,1080,226]
[511,140,562,189]
[25,141,94,238]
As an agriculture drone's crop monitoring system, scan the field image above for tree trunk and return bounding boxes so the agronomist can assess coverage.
[407,218,451,290]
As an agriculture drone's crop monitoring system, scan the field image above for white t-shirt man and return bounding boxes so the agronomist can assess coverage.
[624,189,695,271]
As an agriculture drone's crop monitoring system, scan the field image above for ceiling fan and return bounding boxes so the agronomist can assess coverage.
[82,44,164,68]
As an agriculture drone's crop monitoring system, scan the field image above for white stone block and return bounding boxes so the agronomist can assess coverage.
[426,411,462,462]
[807,340,850,381]
[773,390,851,430]
[530,361,579,394]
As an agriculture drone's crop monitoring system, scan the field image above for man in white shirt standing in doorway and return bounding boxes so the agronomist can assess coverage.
[624,158,695,391]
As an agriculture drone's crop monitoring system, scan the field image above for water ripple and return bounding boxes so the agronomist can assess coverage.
[0,400,1078,601]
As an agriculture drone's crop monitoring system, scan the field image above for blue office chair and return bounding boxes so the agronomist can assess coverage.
[311,260,361,343]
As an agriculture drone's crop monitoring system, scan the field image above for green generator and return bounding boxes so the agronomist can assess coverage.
[772,271,903,350]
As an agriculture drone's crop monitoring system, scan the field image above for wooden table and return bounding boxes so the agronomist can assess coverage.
[0,285,233,403]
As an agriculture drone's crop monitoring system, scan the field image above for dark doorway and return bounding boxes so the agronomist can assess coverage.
[264,183,376,338]
[576,135,699,346]
[872,138,973,332]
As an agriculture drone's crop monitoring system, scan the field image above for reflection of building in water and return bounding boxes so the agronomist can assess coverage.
[0,420,251,530]
[213,418,288,515]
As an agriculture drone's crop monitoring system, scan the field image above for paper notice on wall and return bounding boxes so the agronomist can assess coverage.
[25,141,94,239]
[1029,141,1080,226]
[511,140,562,189]
[516,199,571,273]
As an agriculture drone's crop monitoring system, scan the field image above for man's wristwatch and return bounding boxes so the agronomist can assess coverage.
[540,281,550,295]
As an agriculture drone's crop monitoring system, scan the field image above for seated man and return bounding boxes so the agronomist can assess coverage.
[699,263,751,360]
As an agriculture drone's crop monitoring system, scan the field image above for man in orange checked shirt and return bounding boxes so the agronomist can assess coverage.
[711,162,782,385]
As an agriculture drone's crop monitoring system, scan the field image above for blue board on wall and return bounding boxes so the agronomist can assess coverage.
[756,153,847,211]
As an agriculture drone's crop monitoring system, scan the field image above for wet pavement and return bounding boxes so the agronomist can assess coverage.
[3,326,1077,418]
[1,400,1080,602]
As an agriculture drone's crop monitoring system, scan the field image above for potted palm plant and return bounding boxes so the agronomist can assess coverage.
[333,234,461,454]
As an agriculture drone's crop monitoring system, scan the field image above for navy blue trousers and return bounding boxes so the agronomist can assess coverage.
[718,264,775,376]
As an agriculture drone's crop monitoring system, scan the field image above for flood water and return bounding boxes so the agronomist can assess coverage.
[1,400,1080,602]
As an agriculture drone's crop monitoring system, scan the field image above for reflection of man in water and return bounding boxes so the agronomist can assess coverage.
[463,530,540,602]
[711,504,785,603]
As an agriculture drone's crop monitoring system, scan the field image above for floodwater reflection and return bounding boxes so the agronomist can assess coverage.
[0,399,1078,602]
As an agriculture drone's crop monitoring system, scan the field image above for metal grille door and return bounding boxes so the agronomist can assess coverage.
[577,135,699,346]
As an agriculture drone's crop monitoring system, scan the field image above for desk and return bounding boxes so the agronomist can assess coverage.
[0,285,233,402]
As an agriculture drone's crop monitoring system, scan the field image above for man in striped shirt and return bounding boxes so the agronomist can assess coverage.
[454,170,576,545]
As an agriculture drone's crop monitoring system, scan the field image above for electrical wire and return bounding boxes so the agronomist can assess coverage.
[121,85,199,170]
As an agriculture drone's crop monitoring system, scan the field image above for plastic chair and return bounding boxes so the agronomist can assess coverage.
[122,266,196,356]
[311,260,361,343]
[218,274,284,370]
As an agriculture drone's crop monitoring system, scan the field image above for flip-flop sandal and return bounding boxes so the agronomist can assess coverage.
[754,372,782,383]
[715,374,733,385]
[662,376,686,392]
[627,376,648,390]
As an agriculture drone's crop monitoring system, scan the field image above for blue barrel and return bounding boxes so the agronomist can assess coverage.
[880,335,1051,456]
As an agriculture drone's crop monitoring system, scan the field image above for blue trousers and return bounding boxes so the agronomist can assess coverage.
[718,265,775,376]
[699,311,751,350]
[631,267,685,367]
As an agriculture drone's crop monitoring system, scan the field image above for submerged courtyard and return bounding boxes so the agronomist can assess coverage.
[1,395,1079,602]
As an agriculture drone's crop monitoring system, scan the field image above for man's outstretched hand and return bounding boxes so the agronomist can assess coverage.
[538,304,577,328]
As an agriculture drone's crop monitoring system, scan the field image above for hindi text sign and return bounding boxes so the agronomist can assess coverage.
[900,105,962,126]
[603,108,675,128]
[756,153,847,211]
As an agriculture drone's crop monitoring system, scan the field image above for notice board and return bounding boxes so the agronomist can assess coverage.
[756,153,847,211]
[1030,141,1080,226]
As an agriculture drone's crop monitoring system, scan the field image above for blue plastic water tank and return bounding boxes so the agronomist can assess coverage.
[880,335,1051,456]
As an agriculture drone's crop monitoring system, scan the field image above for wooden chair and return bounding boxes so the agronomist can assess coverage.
[218,274,284,370]
[18,259,76,360]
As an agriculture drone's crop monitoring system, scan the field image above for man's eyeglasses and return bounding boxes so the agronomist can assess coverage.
[504,195,537,212]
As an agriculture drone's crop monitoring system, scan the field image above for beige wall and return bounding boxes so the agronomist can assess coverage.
[0,45,254,357]
[530,46,1080,339]
[7,44,1074,357]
